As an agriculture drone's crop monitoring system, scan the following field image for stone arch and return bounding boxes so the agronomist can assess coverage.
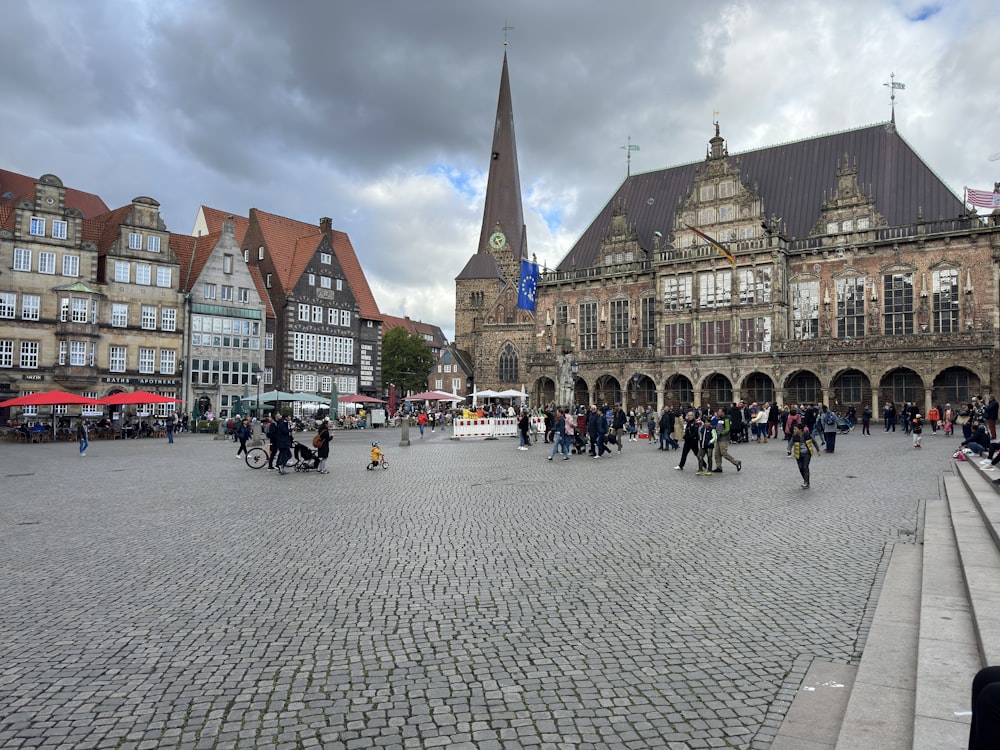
[739,372,775,405]
[829,367,873,409]
[532,376,556,407]
[931,365,982,407]
[663,374,694,408]
[699,373,733,409]
[593,374,622,407]
[784,369,823,405]
[878,366,924,408]
[572,376,590,408]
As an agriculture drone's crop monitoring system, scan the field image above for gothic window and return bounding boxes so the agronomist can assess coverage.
[498,343,518,383]
[932,269,959,333]
[640,297,656,348]
[790,281,819,340]
[578,302,597,351]
[665,323,691,356]
[738,267,772,305]
[699,270,731,308]
[739,318,771,353]
[556,305,568,325]
[700,320,732,355]
[836,277,865,338]
[883,272,914,336]
[610,300,629,348]
[664,276,692,311]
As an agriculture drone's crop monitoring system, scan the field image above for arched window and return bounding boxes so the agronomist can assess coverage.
[498,343,518,383]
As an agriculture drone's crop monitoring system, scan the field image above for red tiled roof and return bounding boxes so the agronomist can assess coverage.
[82,205,133,256]
[171,231,216,293]
[0,199,14,231]
[0,168,109,218]
[199,205,249,245]
[329,228,382,321]
[251,208,382,321]
[248,265,275,320]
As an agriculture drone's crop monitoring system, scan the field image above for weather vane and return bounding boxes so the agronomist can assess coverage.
[621,136,640,177]
[502,20,513,46]
[883,72,905,123]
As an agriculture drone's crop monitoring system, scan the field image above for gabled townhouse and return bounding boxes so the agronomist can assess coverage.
[85,196,184,411]
[381,313,451,393]
[433,344,474,401]
[242,210,383,404]
[0,172,109,414]
[173,219,267,420]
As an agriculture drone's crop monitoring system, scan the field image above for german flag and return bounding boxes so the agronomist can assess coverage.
[685,224,735,265]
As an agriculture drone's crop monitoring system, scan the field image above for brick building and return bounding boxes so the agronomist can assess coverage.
[458,58,1000,416]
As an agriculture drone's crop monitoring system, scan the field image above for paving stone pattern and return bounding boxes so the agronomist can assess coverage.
[0,425,946,749]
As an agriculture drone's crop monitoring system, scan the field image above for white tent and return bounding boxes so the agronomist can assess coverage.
[496,389,528,398]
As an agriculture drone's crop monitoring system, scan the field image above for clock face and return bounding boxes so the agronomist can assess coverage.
[489,231,506,250]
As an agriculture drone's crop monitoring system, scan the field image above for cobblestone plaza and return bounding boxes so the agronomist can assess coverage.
[0,425,944,749]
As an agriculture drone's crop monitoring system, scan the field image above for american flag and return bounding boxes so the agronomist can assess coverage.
[966,187,1000,210]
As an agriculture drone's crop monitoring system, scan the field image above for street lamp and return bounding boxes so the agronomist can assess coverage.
[252,365,262,419]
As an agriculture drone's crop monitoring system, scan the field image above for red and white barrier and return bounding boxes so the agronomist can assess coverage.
[451,416,548,440]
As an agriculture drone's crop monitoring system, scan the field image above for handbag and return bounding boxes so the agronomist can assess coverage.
[312,433,323,449]
[955,415,970,426]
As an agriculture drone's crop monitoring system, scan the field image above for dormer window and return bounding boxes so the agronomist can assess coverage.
[718,182,734,199]
[147,236,160,252]
[699,185,715,201]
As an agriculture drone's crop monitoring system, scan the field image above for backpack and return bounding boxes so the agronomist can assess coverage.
[824,411,837,426]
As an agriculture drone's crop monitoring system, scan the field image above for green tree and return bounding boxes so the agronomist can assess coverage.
[381,327,435,393]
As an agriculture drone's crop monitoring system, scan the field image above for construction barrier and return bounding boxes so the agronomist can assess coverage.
[451,417,547,440]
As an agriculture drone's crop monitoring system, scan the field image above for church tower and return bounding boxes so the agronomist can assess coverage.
[454,51,530,359]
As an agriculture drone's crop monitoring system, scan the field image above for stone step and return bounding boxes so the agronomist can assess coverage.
[911,476,979,748]
[833,542,920,750]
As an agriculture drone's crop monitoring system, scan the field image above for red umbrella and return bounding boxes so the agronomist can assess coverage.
[1,390,100,408]
[96,390,183,405]
[339,394,386,403]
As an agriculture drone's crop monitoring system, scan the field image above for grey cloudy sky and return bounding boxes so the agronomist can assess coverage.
[2,0,998,340]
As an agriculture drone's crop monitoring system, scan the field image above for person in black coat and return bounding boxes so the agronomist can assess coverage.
[275,414,293,473]
[674,411,699,470]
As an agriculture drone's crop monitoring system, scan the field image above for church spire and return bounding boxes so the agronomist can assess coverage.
[477,51,526,280]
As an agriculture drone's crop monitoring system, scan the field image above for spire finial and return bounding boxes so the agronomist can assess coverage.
[620,136,640,177]
[884,72,905,128]
[502,20,514,46]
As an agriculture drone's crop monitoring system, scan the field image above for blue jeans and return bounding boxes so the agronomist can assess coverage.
[79,437,88,454]
[562,434,572,455]
[549,436,565,459]
[166,427,174,444]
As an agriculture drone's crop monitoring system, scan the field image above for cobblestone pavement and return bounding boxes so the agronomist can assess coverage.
[0,422,948,749]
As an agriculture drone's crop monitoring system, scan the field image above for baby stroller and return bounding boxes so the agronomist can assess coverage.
[291,440,320,472]
[570,431,588,455]
[836,416,854,434]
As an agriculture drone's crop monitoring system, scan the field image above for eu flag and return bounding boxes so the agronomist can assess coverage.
[517,259,538,312]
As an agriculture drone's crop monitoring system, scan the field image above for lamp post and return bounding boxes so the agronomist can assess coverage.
[632,373,642,411]
[570,360,579,408]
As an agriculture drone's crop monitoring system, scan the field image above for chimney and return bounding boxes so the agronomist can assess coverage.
[319,217,332,233]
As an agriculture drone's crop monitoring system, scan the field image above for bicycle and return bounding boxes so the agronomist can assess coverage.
[366,457,389,471]
[245,446,269,469]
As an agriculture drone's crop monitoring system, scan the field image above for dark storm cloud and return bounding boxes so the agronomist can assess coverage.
[1,0,997,337]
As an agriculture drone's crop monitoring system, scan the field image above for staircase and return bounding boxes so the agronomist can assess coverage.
[773,457,1000,749]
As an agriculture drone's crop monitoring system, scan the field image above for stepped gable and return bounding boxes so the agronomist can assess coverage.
[0,168,110,218]
[557,123,966,271]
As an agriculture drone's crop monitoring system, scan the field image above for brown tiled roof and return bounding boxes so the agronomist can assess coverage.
[382,315,446,346]
[248,265,275,320]
[251,209,321,293]
[0,199,13,231]
[557,123,966,271]
[329,228,382,321]
[199,205,249,245]
[82,204,133,256]
[171,231,216,293]
[0,168,109,218]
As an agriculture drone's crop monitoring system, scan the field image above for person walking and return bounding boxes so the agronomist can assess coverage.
[265,417,279,470]
[561,410,574,459]
[235,418,251,459]
[275,414,293,474]
[315,419,331,473]
[417,410,428,438]
[712,408,742,473]
[791,423,818,488]
[166,412,176,444]
[674,411,698,469]
[77,419,89,457]
[696,418,717,476]
[861,405,872,436]
[517,408,532,450]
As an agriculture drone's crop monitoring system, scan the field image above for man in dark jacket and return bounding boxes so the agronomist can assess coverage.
[587,404,609,458]
[659,407,677,451]
[674,411,699,470]
[985,396,999,440]
[612,405,627,453]
[275,414,293,474]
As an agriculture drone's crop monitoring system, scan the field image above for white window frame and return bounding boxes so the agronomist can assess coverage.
[62,254,80,277]
[20,341,39,368]
[147,235,160,253]
[312,305,323,323]
[13,248,31,271]
[320,276,331,289]
[71,298,89,323]
[0,339,12,368]
[52,220,68,239]
[129,232,143,250]
[156,267,172,288]
[21,294,40,321]
[320,252,331,265]
[141,305,157,330]
[204,283,217,300]
[111,303,129,328]
[69,341,87,366]
[1,292,18,319]
[221,285,233,302]
[138,348,155,374]
[159,350,176,374]
[109,346,127,373]
[114,261,130,283]
[29,216,45,236]
[340,310,351,327]
[135,264,151,286]
[38,251,56,275]
[161,308,177,331]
